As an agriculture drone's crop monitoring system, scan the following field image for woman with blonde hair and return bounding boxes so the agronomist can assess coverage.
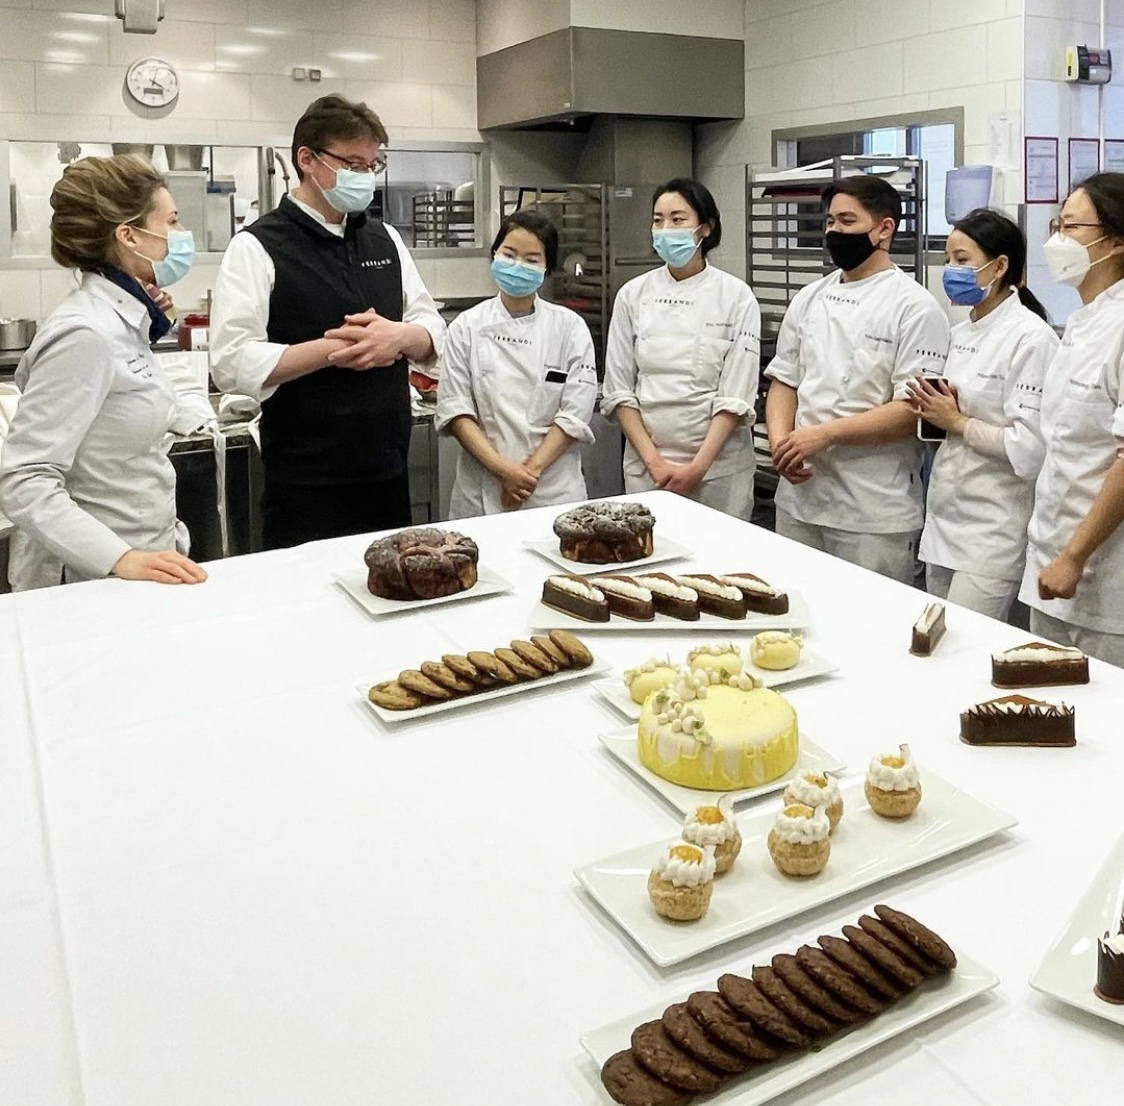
[0,154,207,588]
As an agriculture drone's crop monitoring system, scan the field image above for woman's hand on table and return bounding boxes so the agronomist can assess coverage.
[112,550,208,585]
[1038,552,1084,600]
[905,375,968,435]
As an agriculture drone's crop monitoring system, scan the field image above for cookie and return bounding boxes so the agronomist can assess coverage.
[494,646,542,680]
[660,1003,750,1075]
[841,924,927,989]
[367,680,425,711]
[685,991,781,1061]
[466,651,518,684]
[419,661,476,694]
[630,1020,726,1093]
[532,633,571,669]
[717,973,810,1048]
[397,669,455,701]
[795,945,884,1016]
[817,934,905,999]
[442,654,485,684]
[510,638,559,674]
[770,953,864,1025]
[873,905,957,970]
[600,1049,692,1106]
[750,965,836,1037]
[856,914,939,976]
[548,628,594,667]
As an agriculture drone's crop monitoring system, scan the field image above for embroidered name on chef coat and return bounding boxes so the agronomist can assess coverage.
[653,296,693,307]
[490,334,534,347]
[952,341,980,356]
[864,331,893,345]
[825,292,861,307]
[914,345,948,361]
[360,257,393,269]
[126,355,153,379]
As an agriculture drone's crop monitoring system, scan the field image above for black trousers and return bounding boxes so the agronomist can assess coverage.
[262,473,412,550]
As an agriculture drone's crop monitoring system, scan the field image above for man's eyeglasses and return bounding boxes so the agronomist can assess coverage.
[1049,218,1102,235]
[318,149,387,176]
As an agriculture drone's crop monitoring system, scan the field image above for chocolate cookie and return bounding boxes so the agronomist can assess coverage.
[750,965,836,1037]
[494,646,542,680]
[873,905,957,970]
[466,651,518,684]
[795,945,884,1015]
[419,661,476,694]
[367,680,425,711]
[685,992,781,1061]
[717,974,810,1047]
[856,914,939,975]
[510,638,559,674]
[770,954,864,1025]
[630,1020,726,1093]
[818,934,905,999]
[661,1003,750,1075]
[600,1049,692,1106]
[532,633,571,669]
[842,924,927,989]
[548,628,594,667]
[396,669,454,701]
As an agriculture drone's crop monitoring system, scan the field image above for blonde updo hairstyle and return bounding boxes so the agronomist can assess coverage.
[49,154,167,272]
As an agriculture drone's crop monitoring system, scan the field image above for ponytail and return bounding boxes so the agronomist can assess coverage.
[1016,286,1049,323]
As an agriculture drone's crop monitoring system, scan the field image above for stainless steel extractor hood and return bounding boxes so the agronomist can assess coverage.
[476,27,744,130]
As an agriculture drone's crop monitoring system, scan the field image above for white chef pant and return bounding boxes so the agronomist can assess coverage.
[925,564,1020,623]
[774,507,919,586]
[1029,608,1124,669]
[624,467,755,521]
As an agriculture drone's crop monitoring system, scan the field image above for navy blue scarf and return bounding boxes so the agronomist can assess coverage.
[99,265,171,343]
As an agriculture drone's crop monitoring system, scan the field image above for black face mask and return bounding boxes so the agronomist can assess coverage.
[824,230,879,272]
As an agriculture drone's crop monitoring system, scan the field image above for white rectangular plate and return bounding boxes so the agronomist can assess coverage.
[333,564,513,618]
[360,658,611,724]
[581,952,999,1106]
[522,535,692,574]
[530,591,810,632]
[574,769,1016,966]
[594,650,838,722]
[1029,831,1124,1027]
[597,729,846,816]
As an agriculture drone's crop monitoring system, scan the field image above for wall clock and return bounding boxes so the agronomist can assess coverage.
[125,57,180,108]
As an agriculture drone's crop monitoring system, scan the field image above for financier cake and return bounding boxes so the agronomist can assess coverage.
[638,669,799,791]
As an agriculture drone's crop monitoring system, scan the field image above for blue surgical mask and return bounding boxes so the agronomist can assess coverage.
[942,260,995,306]
[316,156,377,214]
[652,228,701,268]
[134,227,195,286]
[491,256,545,297]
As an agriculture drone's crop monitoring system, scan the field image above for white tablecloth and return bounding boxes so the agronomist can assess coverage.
[1,490,1121,1105]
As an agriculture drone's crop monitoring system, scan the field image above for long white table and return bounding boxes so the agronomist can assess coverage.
[1,490,1122,1105]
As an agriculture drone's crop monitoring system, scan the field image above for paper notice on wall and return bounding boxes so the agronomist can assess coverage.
[1025,137,1059,204]
[1105,140,1124,174]
[1069,138,1100,191]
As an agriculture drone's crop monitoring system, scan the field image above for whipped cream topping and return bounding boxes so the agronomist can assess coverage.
[547,575,604,600]
[966,696,1073,716]
[646,666,759,744]
[589,576,653,601]
[993,643,1085,663]
[688,641,740,661]
[652,843,716,887]
[915,603,943,633]
[753,630,802,649]
[784,772,840,809]
[678,575,742,601]
[682,797,737,847]
[771,803,830,844]
[721,573,782,597]
[635,575,697,601]
[1102,933,1124,955]
[623,657,674,684]
[866,743,920,792]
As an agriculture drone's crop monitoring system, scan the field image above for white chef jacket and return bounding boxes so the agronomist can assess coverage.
[0,273,183,588]
[920,293,1057,580]
[209,198,445,402]
[1020,279,1124,632]
[435,295,597,517]
[601,263,761,492]
[767,266,950,533]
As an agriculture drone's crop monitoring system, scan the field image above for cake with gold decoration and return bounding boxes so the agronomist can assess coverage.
[638,668,799,791]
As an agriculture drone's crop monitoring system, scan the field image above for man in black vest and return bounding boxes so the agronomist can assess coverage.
[210,95,445,549]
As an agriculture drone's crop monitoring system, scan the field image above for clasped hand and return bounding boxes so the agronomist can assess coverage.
[904,375,966,434]
[771,425,832,484]
[323,309,404,369]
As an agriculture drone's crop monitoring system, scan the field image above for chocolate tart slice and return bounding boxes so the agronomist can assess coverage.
[1096,925,1124,1005]
[910,602,946,656]
[588,575,655,622]
[991,641,1090,688]
[676,574,747,620]
[959,694,1075,747]
[720,572,789,615]
[541,575,610,622]
[634,573,700,621]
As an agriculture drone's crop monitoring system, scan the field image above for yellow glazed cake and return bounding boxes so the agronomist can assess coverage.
[750,631,802,671]
[686,641,744,677]
[623,658,679,705]
[638,669,798,791]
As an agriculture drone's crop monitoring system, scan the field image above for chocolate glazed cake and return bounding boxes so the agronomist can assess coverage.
[720,573,789,616]
[541,575,610,622]
[634,573,700,621]
[1096,916,1124,1005]
[910,603,946,656]
[588,576,656,621]
[959,694,1076,747]
[991,642,1089,688]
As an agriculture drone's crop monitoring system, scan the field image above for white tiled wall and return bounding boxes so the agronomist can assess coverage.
[0,0,480,319]
[698,0,1028,283]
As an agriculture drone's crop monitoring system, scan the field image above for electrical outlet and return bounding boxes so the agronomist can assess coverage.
[309,68,322,82]
[292,66,308,81]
